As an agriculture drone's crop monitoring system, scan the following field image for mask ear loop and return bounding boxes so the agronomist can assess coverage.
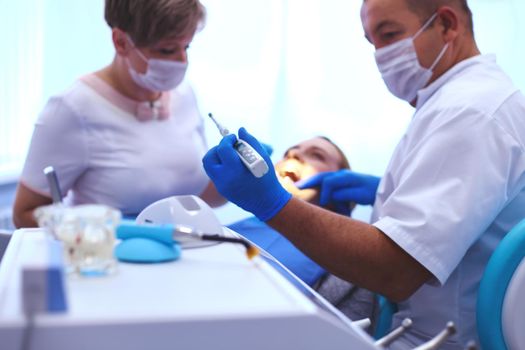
[429,42,450,71]
[413,12,449,72]
[125,34,149,63]
[413,12,439,39]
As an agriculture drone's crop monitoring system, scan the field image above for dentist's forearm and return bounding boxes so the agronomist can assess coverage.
[267,197,432,302]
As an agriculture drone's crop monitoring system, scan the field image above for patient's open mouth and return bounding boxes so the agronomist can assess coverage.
[282,171,300,183]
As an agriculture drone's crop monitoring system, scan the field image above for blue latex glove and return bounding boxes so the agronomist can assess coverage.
[203,127,291,221]
[298,170,380,210]
[260,142,273,156]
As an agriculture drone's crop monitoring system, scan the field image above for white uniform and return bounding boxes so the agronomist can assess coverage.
[371,55,525,349]
[21,75,210,215]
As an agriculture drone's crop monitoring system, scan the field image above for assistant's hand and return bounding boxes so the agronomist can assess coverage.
[203,128,291,221]
[298,170,380,210]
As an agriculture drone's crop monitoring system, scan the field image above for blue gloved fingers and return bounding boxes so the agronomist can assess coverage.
[202,146,222,176]
[296,172,332,190]
[203,146,219,166]
[260,142,273,157]
[317,170,363,206]
[332,188,355,202]
[334,201,351,217]
[332,188,369,206]
[203,135,242,181]
[238,127,273,165]
[328,170,361,187]
[215,134,243,167]
[330,174,380,205]
[319,172,340,206]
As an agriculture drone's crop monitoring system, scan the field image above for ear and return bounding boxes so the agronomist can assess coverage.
[436,6,459,42]
[112,28,131,56]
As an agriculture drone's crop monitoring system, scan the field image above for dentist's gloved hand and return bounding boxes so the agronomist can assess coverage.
[260,142,273,157]
[298,170,380,210]
[203,128,291,221]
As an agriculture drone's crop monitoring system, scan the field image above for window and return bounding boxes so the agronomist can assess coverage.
[0,0,112,182]
[0,1,44,182]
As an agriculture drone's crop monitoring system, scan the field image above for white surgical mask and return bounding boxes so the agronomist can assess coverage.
[374,13,449,103]
[126,35,188,92]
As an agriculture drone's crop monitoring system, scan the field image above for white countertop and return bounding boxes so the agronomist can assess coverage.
[0,228,377,350]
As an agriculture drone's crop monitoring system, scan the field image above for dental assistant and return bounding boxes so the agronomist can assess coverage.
[203,1,525,349]
[13,0,224,228]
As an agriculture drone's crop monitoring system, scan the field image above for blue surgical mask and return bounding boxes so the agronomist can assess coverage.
[374,13,449,103]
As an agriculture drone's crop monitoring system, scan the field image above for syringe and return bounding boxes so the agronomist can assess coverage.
[208,113,269,178]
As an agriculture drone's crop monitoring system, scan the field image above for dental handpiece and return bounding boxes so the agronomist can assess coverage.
[208,113,269,178]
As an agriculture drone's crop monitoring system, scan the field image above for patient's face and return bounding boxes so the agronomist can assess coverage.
[275,137,344,204]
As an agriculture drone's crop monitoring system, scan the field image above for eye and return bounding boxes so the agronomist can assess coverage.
[311,152,325,161]
[158,48,177,55]
[157,44,190,56]
[381,31,402,43]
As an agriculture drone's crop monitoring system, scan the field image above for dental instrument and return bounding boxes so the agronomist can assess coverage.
[208,113,269,178]
[43,166,63,204]
[116,222,260,260]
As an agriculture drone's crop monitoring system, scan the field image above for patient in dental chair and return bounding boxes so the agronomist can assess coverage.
[228,136,378,327]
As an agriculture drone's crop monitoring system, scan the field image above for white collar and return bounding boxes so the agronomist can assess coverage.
[416,54,497,110]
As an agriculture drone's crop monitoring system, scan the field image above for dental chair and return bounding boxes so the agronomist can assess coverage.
[374,295,397,339]
[374,219,525,349]
[477,218,525,350]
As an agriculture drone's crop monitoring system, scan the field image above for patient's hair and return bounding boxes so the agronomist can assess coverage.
[318,136,351,170]
[105,0,206,46]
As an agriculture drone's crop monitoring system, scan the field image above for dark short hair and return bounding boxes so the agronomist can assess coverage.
[105,0,206,47]
[405,0,474,35]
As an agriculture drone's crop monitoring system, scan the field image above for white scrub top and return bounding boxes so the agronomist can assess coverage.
[371,55,525,349]
[20,75,210,215]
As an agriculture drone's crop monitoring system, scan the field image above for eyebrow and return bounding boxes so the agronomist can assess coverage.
[368,19,401,40]
[283,145,298,157]
[283,145,331,159]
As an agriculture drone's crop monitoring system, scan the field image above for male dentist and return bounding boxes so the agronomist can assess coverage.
[203,1,525,348]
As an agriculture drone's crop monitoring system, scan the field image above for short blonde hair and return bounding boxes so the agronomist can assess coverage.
[105,0,206,46]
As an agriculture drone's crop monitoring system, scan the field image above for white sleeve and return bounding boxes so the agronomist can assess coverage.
[20,95,89,197]
[373,108,525,285]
